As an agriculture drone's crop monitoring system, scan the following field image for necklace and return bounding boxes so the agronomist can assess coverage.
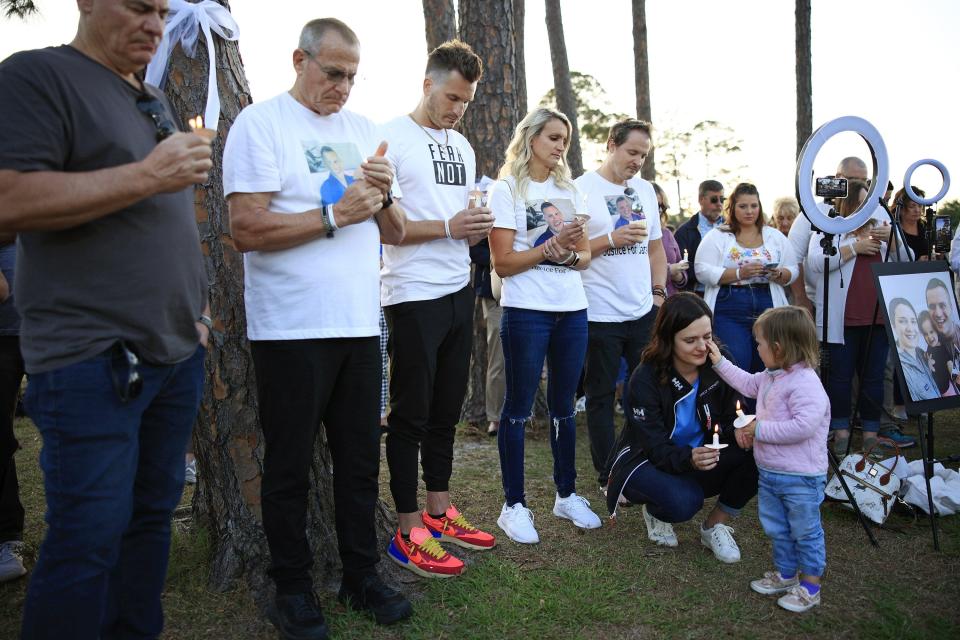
[409,114,449,146]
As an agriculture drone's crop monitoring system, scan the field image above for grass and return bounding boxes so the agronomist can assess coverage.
[2,413,959,639]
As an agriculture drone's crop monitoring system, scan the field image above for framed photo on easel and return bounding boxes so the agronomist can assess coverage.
[873,260,960,414]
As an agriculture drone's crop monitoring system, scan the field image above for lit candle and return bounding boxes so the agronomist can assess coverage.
[705,424,728,450]
[683,249,689,262]
[188,115,217,142]
[736,400,744,418]
[733,400,756,429]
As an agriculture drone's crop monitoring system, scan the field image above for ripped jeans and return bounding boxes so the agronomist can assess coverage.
[498,307,588,507]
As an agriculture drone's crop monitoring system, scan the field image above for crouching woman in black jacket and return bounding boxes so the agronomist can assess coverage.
[605,293,758,563]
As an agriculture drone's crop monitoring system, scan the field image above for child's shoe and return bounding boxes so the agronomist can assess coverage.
[750,571,799,595]
[777,583,821,612]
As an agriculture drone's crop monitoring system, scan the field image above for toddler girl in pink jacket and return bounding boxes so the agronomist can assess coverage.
[706,306,830,614]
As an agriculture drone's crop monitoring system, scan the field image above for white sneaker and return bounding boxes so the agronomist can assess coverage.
[0,541,27,582]
[553,493,602,529]
[642,505,678,547]
[777,584,821,612]
[750,570,799,595]
[700,522,741,563]
[497,503,539,544]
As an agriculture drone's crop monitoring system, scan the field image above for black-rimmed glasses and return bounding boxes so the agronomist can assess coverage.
[136,93,177,142]
[709,195,725,205]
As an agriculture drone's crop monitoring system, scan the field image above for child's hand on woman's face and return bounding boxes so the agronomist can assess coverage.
[705,338,722,365]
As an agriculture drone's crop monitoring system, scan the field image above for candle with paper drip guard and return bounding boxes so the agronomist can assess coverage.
[733,400,756,429]
[704,424,728,450]
[188,115,217,142]
[682,249,689,263]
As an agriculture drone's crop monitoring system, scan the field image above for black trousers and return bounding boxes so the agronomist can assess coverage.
[251,337,381,595]
[584,309,656,486]
[384,286,473,514]
[0,335,24,542]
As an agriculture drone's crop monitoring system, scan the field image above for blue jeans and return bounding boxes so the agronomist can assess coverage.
[713,285,774,374]
[21,345,205,640]
[621,442,759,522]
[499,307,587,507]
[757,470,826,578]
[827,325,888,432]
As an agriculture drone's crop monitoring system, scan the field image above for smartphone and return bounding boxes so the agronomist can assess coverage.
[815,177,848,199]
[935,215,952,253]
[763,262,779,277]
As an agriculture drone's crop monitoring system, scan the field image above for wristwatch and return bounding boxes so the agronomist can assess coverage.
[381,190,394,210]
[198,314,213,331]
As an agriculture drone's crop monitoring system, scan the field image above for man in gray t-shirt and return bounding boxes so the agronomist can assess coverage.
[0,4,212,637]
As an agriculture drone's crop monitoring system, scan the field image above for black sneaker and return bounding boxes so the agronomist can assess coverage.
[270,592,329,640]
[338,574,413,625]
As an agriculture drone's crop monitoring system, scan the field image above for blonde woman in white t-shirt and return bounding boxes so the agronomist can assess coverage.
[488,107,602,544]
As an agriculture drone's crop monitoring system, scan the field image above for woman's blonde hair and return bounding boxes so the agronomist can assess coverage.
[753,305,819,369]
[498,107,575,200]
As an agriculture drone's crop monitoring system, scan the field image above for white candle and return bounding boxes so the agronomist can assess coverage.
[736,400,744,418]
[712,425,720,447]
[683,249,689,262]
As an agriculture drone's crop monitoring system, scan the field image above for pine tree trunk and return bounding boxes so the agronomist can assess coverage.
[422,0,457,52]
[457,0,522,181]
[512,0,527,117]
[160,0,396,611]
[795,0,812,159]
[632,0,656,181]
[544,0,583,178]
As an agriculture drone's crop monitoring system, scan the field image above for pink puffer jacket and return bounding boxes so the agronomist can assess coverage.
[714,359,830,476]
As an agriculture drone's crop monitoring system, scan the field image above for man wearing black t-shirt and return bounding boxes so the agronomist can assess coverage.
[0,2,212,638]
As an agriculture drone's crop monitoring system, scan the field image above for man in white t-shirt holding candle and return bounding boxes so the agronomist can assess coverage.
[380,40,497,579]
[574,119,668,494]
[223,18,411,637]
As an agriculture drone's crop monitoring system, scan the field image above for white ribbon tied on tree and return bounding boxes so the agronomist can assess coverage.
[145,0,240,132]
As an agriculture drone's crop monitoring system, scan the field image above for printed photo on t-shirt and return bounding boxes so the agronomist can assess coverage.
[604,189,646,230]
[301,141,362,206]
[525,198,576,248]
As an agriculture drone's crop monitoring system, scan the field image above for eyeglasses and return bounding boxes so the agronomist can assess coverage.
[708,195,725,205]
[301,50,357,86]
[110,341,143,403]
[136,93,177,142]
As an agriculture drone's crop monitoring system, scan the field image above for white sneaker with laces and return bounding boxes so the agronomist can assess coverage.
[750,570,799,595]
[700,522,741,563]
[574,395,586,414]
[777,584,821,612]
[0,541,27,582]
[642,505,678,547]
[497,503,539,544]
[185,459,197,485]
[553,493,602,529]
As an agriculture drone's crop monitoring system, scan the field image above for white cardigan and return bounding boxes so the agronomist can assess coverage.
[694,225,799,313]
[807,232,913,344]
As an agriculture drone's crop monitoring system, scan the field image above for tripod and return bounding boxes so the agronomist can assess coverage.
[811,210,880,547]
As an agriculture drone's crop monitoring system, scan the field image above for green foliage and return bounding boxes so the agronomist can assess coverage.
[1,0,38,19]
[539,71,629,144]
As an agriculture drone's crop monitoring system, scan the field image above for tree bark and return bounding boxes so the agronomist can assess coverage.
[161,0,395,611]
[795,0,812,159]
[512,0,527,118]
[632,0,656,181]
[457,0,521,181]
[544,0,583,178]
[422,0,457,52]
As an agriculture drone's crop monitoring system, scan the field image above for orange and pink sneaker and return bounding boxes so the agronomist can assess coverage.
[387,527,464,578]
[422,505,496,551]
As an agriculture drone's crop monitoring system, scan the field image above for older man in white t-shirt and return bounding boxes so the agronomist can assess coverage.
[574,119,668,494]
[380,41,497,579]
[223,18,411,637]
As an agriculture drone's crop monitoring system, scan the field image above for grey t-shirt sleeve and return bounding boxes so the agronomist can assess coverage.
[0,50,70,172]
